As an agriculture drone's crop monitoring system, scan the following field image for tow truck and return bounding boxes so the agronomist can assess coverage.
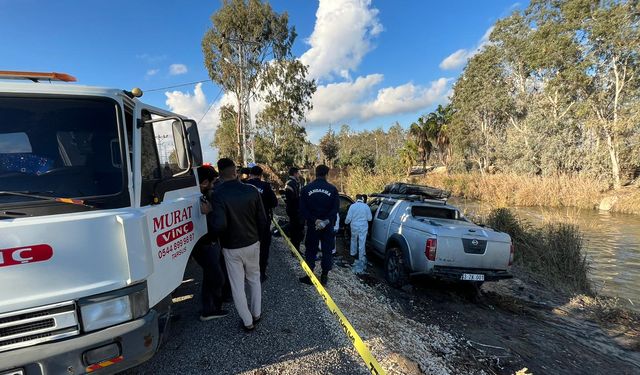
[0,71,207,374]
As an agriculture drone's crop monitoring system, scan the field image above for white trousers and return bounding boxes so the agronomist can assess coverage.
[350,227,368,273]
[223,242,261,327]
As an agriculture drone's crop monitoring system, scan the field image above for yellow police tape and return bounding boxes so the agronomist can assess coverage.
[272,219,387,375]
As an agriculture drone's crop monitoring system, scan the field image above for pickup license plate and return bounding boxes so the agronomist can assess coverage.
[1,370,24,375]
[461,273,484,281]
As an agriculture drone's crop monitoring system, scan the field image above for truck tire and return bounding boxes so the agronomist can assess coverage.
[384,247,408,288]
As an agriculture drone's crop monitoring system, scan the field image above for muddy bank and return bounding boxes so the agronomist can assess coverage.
[329,236,640,374]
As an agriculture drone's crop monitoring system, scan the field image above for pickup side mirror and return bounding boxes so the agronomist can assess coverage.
[184,120,203,167]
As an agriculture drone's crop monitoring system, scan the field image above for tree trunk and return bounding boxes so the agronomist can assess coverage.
[606,130,622,189]
[236,98,243,165]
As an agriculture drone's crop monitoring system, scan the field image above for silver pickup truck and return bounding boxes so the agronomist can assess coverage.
[366,184,513,287]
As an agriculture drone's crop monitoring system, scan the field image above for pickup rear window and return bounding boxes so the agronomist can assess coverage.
[412,206,460,220]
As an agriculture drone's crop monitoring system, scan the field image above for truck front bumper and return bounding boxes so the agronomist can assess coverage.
[431,266,513,281]
[0,309,159,375]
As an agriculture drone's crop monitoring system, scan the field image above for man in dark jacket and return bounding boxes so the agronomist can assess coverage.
[299,164,339,286]
[284,167,304,251]
[193,165,228,320]
[208,158,269,331]
[246,165,278,282]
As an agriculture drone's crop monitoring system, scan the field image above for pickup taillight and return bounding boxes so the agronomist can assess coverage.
[425,238,437,261]
[508,242,515,266]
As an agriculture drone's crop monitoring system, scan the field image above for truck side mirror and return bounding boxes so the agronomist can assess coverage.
[171,120,189,170]
[184,120,203,167]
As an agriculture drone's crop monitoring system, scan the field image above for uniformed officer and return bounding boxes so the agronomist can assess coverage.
[246,165,278,282]
[285,167,304,251]
[299,164,339,286]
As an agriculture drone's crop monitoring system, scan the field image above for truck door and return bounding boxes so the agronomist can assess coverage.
[134,107,206,307]
[371,201,394,251]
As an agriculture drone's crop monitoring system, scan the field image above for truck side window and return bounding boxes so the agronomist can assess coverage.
[139,110,195,206]
[140,118,161,181]
[368,198,380,217]
[377,202,393,220]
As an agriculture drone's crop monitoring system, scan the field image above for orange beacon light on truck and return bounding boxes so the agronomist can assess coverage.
[0,70,77,82]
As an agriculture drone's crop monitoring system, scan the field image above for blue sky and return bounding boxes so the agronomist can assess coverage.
[1,0,523,161]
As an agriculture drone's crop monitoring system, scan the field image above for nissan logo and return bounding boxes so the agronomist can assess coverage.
[471,239,479,246]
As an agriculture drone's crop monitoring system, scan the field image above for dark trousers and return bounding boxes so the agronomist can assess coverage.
[288,213,304,251]
[259,233,271,276]
[191,241,225,314]
[305,222,335,273]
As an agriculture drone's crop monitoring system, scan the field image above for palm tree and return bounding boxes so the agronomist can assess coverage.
[409,115,438,172]
[431,104,454,164]
[399,141,418,176]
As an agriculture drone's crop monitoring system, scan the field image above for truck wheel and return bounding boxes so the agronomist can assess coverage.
[385,247,408,288]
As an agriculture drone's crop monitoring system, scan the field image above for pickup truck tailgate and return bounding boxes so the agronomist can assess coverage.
[433,223,511,270]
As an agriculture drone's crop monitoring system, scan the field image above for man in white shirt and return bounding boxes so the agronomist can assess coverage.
[345,195,373,274]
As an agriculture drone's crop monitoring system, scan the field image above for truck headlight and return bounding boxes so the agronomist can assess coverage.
[80,283,148,332]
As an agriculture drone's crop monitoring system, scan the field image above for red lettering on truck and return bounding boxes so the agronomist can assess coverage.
[152,207,193,233]
[156,221,194,247]
[0,244,53,268]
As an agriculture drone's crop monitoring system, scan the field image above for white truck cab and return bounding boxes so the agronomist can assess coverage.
[0,72,207,374]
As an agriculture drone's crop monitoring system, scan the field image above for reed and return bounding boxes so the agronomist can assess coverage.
[484,208,592,294]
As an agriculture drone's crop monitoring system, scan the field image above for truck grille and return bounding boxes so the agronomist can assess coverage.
[0,301,79,352]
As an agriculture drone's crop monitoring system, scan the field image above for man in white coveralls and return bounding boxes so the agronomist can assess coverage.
[345,194,372,274]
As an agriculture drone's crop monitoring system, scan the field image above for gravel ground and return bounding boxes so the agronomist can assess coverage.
[122,238,369,375]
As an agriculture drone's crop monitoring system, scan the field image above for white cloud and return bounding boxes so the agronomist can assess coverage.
[439,49,469,70]
[300,0,383,80]
[136,53,167,64]
[145,68,160,77]
[439,26,494,70]
[307,75,450,125]
[165,83,224,162]
[169,63,188,75]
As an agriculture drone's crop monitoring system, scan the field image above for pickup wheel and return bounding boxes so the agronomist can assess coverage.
[384,247,408,288]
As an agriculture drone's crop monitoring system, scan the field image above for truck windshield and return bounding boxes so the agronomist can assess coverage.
[0,97,124,205]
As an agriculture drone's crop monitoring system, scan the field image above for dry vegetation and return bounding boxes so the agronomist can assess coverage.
[339,169,640,215]
[482,208,592,294]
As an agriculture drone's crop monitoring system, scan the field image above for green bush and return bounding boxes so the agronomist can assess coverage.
[485,208,592,294]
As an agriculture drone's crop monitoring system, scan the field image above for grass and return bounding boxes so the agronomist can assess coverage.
[419,173,608,210]
[342,167,406,197]
[483,208,592,294]
[339,169,640,215]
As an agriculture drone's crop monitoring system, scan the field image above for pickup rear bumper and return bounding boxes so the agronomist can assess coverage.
[0,309,159,375]
[430,266,513,281]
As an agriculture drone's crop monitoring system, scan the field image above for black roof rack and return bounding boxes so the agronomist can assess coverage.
[369,193,448,204]
[377,182,450,200]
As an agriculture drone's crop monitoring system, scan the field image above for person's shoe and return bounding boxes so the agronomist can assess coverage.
[332,249,337,255]
[260,274,268,283]
[199,309,229,321]
[320,273,328,286]
[253,315,262,325]
[299,276,313,285]
[241,320,255,332]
